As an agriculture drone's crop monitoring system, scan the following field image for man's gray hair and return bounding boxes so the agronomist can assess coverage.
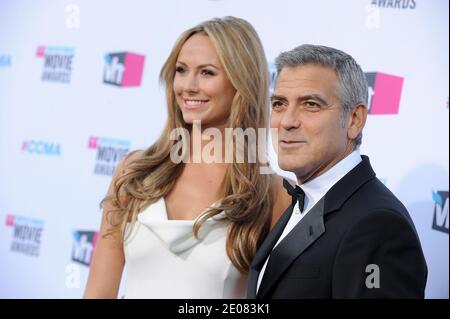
[275,44,368,147]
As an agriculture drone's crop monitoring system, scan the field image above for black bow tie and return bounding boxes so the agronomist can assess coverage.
[283,178,305,212]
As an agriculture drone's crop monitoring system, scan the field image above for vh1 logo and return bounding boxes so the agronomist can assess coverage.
[365,72,404,115]
[103,52,145,87]
[432,191,449,234]
[72,230,99,266]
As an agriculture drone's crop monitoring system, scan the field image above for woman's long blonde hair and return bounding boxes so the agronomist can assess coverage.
[103,16,272,273]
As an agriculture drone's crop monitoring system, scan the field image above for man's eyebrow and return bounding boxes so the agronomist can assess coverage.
[271,94,329,106]
[270,94,287,102]
[297,94,328,106]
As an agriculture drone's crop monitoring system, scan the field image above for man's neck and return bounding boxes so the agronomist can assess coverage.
[297,144,356,185]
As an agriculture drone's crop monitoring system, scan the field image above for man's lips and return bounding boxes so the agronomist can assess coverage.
[279,139,306,148]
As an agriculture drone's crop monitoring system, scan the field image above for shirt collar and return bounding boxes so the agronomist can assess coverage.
[298,149,362,205]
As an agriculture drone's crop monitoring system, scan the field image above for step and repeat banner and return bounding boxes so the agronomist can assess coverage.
[0,0,448,298]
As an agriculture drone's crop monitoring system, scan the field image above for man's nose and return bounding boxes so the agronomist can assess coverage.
[280,105,301,130]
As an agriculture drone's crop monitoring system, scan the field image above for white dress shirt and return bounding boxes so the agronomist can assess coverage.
[256,150,362,293]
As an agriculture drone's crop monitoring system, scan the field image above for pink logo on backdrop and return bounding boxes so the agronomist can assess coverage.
[365,72,404,115]
[103,52,145,87]
[88,136,99,149]
[5,214,15,227]
[21,140,28,151]
[36,46,46,57]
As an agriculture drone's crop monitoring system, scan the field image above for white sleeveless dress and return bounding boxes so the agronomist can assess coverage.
[123,197,247,298]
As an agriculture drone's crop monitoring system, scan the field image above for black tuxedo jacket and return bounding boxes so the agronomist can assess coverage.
[247,156,427,298]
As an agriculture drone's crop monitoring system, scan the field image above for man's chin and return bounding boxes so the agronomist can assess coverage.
[278,160,302,174]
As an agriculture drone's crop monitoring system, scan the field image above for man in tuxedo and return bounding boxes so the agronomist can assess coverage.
[247,44,427,298]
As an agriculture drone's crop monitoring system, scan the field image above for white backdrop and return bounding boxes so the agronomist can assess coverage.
[0,0,448,298]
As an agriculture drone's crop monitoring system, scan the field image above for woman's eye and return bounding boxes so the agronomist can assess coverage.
[201,69,215,76]
[175,66,185,74]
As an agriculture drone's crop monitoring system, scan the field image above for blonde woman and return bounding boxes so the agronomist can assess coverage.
[84,16,291,298]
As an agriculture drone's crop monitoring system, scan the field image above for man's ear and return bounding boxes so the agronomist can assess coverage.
[347,103,368,141]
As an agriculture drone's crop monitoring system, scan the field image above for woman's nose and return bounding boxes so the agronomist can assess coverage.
[184,73,199,94]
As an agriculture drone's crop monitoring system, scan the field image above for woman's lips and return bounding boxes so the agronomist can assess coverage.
[183,99,209,110]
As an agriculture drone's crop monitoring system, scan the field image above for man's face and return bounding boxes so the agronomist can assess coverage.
[270,64,354,183]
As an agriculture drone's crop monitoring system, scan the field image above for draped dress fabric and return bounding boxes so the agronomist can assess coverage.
[123,197,247,298]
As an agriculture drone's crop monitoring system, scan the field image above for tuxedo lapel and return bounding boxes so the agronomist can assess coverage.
[256,198,326,298]
[323,155,375,214]
[253,156,377,299]
[247,203,295,298]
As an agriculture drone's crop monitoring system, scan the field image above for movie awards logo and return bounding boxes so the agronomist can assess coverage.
[36,45,75,83]
[0,54,12,67]
[5,214,44,257]
[103,52,145,87]
[88,136,131,176]
[432,191,449,234]
[72,230,98,266]
[365,72,404,115]
[370,0,416,9]
[21,139,61,156]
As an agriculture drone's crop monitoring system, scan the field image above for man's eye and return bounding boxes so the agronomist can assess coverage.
[271,101,284,109]
[304,101,320,109]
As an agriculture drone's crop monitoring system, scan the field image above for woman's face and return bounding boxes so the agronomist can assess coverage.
[173,33,236,129]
